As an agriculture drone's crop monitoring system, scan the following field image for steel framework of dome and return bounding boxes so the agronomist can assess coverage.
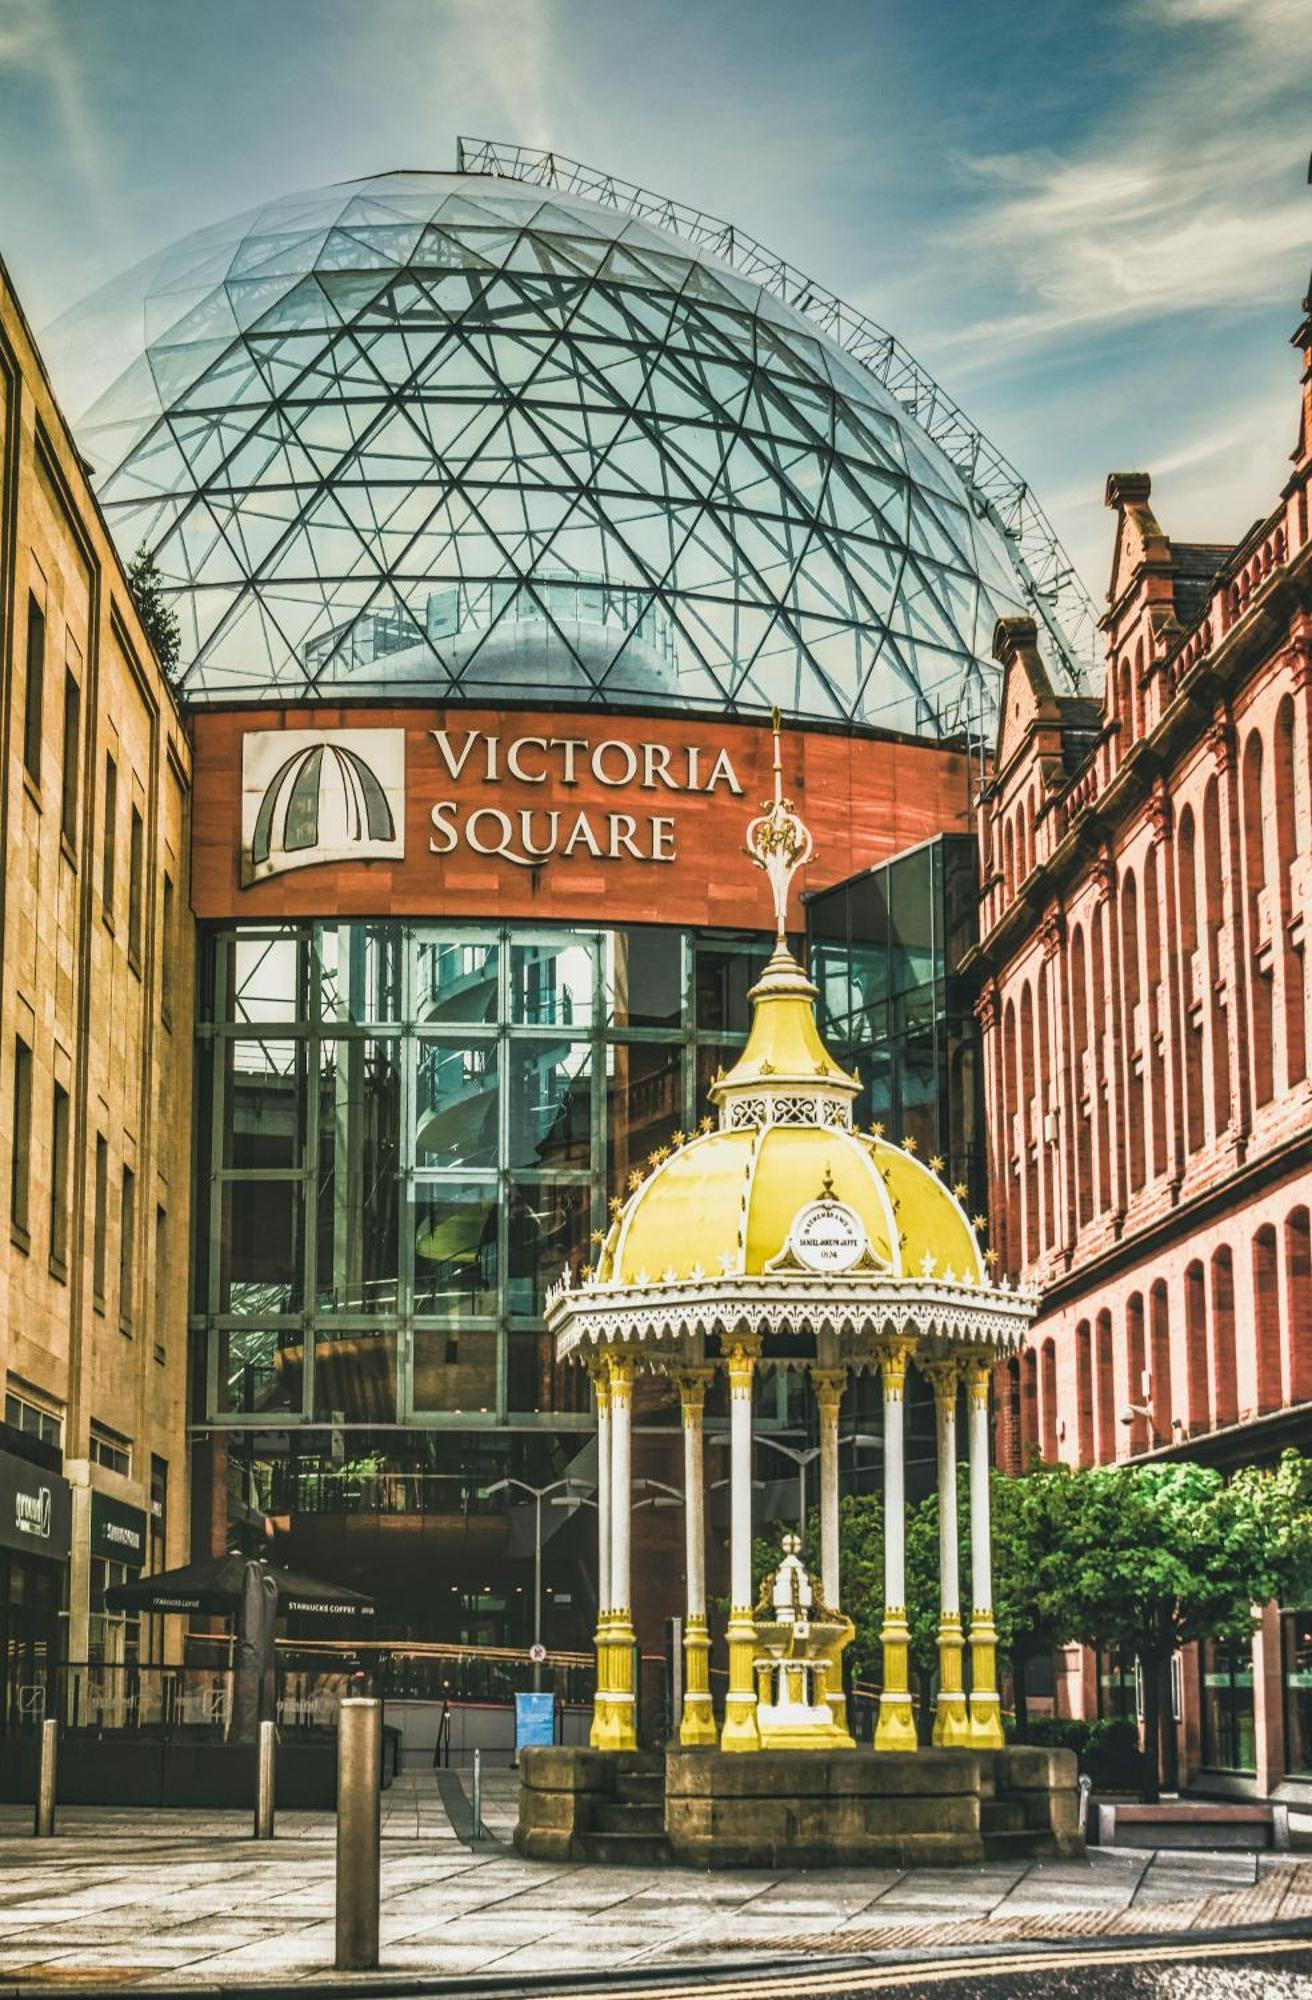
[69,143,1096,737]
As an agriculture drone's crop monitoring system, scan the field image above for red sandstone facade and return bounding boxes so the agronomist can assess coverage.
[973,283,1312,1798]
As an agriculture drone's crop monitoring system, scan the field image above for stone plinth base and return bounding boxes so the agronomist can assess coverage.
[516,1743,1083,1869]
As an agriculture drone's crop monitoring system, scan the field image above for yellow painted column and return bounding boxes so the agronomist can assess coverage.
[720,1338,761,1752]
[874,1334,919,1752]
[966,1355,1006,1749]
[588,1359,613,1750]
[594,1351,638,1752]
[925,1359,971,1748]
[676,1369,717,1746]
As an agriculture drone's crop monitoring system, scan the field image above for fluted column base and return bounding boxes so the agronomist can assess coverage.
[874,1612,918,1753]
[590,1611,638,1752]
[969,1612,1006,1749]
[931,1615,971,1747]
[719,1610,761,1752]
[679,1616,717,1746]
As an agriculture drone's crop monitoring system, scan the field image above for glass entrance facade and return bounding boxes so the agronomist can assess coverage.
[195,919,771,1429]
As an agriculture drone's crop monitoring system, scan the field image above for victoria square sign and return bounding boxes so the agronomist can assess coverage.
[198,700,972,927]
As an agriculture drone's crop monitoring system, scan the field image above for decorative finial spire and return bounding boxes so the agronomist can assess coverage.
[745,706,814,945]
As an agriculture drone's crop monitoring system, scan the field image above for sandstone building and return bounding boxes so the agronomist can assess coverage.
[0,258,193,1724]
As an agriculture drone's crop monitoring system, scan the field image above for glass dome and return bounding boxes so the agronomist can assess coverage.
[57,170,1043,736]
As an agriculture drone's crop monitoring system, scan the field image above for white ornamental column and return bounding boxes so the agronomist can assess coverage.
[874,1336,918,1752]
[598,1351,637,1752]
[925,1359,970,1747]
[720,1338,761,1751]
[810,1369,845,1609]
[587,1360,612,1750]
[967,1355,1005,1748]
[677,1370,716,1745]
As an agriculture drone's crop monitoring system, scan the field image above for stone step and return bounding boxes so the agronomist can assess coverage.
[615,1770,665,1805]
[593,1800,665,1835]
[576,1829,672,1867]
[983,1827,1054,1861]
[981,1799,1028,1834]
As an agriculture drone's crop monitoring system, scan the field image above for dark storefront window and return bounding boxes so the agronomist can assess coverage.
[1200,1640,1256,1772]
[197,922,755,1429]
[1283,1611,1312,1775]
[808,836,984,1205]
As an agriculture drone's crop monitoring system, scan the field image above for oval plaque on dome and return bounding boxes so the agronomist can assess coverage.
[789,1199,869,1273]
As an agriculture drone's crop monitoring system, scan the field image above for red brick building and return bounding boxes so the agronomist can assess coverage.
[973,281,1312,1800]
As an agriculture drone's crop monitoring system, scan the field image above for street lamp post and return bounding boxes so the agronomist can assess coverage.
[481,1476,595,1690]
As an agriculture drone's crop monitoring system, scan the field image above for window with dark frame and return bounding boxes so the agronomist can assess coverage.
[10,1036,32,1244]
[128,804,144,968]
[161,873,175,1024]
[154,1203,168,1362]
[49,1081,70,1274]
[119,1163,136,1331]
[60,668,81,847]
[102,754,118,918]
[89,1422,132,1477]
[22,597,44,786]
[93,1132,108,1305]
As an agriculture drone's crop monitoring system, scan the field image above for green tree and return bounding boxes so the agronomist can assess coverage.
[126,543,181,675]
[1054,1453,1312,1801]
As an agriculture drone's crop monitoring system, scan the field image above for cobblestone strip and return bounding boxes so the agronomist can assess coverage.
[757,1860,1308,1956]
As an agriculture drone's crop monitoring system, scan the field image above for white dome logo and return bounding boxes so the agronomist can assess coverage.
[242,728,405,884]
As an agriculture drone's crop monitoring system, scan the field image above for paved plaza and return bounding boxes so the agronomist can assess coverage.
[0,1773,1308,1988]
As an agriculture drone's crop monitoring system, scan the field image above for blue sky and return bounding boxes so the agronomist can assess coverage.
[1,0,1307,597]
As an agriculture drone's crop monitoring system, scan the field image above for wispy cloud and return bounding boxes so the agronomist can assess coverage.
[0,0,106,203]
[931,0,1309,359]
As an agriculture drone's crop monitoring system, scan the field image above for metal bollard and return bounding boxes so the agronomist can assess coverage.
[335,1697,381,1972]
[471,1746,482,1847]
[34,1718,57,1837]
[254,1718,277,1840]
[1077,1772,1093,1837]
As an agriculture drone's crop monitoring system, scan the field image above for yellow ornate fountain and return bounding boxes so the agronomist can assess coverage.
[753,1534,855,1751]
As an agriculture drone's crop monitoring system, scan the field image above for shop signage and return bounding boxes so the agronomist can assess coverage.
[89,1491,148,1569]
[239,721,746,885]
[428,727,743,871]
[0,1449,72,1561]
[241,728,405,885]
[788,1198,870,1273]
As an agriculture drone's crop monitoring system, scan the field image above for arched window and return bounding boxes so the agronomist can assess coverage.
[1252,1223,1282,1412]
[1120,870,1145,1193]
[1143,843,1168,1176]
[1134,637,1147,738]
[1075,1319,1094,1462]
[1286,1207,1312,1404]
[1040,1336,1059,1460]
[1150,1278,1173,1444]
[1021,1346,1039,1460]
[1184,1261,1208,1431]
[1118,658,1134,747]
[1003,997,1020,1279]
[1091,900,1111,1212]
[1177,805,1205,1151]
[1201,777,1231,1137]
[1126,1292,1149,1455]
[1210,1245,1238,1428]
[1070,924,1094,1228]
[1241,729,1274,1107]
[1095,1309,1116,1463]
[1038,959,1055,1249]
[1273,697,1306,1089]
[1004,1357,1023,1473]
[1020,982,1039,1264]
[1004,820,1016,904]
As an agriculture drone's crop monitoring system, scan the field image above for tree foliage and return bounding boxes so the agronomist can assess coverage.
[126,543,181,675]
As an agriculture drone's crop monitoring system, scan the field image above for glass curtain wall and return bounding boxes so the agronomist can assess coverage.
[807,834,984,1209]
[195,921,770,1429]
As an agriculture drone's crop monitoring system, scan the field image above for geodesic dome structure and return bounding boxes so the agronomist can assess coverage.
[55,158,1090,736]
